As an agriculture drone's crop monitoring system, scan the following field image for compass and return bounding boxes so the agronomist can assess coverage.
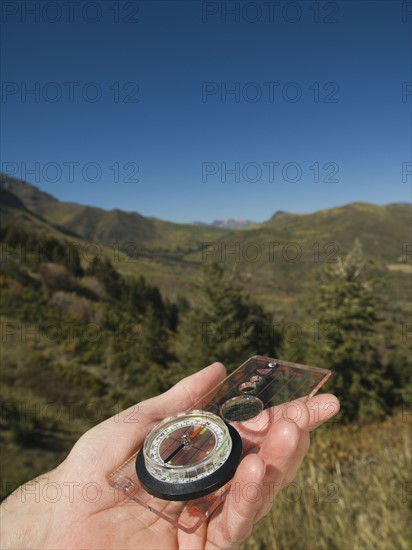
[111,356,332,531]
[135,410,243,501]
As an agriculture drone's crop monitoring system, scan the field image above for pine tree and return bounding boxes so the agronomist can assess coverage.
[138,304,169,365]
[175,262,281,376]
[86,257,122,300]
[306,240,389,421]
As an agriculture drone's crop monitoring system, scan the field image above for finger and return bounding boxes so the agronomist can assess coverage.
[206,454,266,550]
[252,404,310,522]
[119,361,227,424]
[282,402,311,482]
[233,396,310,451]
[236,393,340,445]
[68,362,227,475]
[306,393,340,429]
[276,395,340,486]
[274,395,340,497]
[253,395,339,522]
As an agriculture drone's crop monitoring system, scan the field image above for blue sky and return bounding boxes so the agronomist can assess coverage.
[1,0,411,223]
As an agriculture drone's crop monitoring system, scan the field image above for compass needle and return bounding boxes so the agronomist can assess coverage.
[189,423,206,440]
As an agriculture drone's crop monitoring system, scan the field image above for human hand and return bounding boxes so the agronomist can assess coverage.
[0,362,339,549]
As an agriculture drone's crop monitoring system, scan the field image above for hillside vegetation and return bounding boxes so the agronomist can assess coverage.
[0,174,410,549]
[242,410,411,550]
[1,175,410,317]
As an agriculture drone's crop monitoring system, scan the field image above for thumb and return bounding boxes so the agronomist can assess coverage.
[71,362,227,475]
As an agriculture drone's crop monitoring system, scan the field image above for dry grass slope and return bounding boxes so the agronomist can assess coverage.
[243,411,411,550]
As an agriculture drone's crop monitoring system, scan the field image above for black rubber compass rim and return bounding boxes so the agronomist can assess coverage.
[135,423,243,501]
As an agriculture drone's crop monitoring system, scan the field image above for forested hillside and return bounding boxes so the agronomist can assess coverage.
[1,175,410,315]
[0,175,410,548]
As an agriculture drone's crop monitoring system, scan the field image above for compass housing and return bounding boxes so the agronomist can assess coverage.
[135,410,242,501]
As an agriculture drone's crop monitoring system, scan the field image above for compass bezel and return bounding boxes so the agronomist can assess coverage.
[135,412,243,501]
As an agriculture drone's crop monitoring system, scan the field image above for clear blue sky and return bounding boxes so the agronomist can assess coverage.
[1,0,411,223]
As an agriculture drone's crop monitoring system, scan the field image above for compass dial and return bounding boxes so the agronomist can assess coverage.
[136,410,242,501]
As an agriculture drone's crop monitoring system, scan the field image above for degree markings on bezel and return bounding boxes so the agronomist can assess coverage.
[142,411,232,484]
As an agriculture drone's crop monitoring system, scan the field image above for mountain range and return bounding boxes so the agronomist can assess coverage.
[1,174,410,315]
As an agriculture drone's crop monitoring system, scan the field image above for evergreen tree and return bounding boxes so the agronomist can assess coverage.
[138,304,169,365]
[164,298,179,332]
[86,257,122,300]
[175,262,281,376]
[306,240,389,422]
[145,284,165,319]
[125,276,148,314]
[63,244,83,277]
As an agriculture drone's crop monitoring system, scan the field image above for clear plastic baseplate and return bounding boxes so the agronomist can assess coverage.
[108,355,331,533]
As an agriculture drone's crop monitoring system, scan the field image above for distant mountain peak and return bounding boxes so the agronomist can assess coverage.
[193,218,255,229]
[270,210,287,220]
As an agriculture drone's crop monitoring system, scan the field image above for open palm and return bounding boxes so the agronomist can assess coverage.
[1,362,339,550]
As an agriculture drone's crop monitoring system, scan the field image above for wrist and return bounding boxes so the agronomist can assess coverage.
[1,473,54,549]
